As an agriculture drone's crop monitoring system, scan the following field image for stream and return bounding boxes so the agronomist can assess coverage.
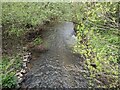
[23,22,88,89]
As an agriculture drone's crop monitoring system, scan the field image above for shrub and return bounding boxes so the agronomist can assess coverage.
[2,2,73,28]
[73,2,119,88]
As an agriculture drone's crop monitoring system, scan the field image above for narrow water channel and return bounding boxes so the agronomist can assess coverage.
[23,22,88,88]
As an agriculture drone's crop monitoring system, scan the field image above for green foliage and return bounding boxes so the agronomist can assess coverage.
[8,27,24,37]
[2,2,73,28]
[1,55,22,88]
[2,72,17,88]
[74,2,119,88]
[33,37,43,45]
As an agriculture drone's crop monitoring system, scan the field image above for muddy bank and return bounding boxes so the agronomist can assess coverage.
[23,22,88,89]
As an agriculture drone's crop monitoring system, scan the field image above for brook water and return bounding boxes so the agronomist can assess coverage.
[23,22,88,88]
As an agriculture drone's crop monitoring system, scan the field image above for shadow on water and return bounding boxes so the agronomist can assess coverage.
[23,22,88,88]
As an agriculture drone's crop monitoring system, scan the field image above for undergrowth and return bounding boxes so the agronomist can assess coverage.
[1,55,22,88]
[73,2,119,88]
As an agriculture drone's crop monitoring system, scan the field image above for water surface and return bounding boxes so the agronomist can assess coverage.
[24,22,88,88]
